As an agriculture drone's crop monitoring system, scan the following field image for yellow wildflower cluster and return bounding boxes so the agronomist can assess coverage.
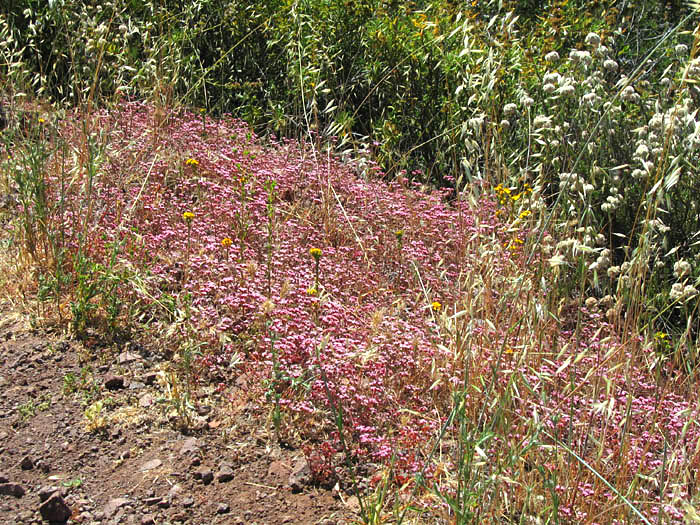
[431,301,442,312]
[221,237,233,248]
[185,158,199,166]
[182,211,195,222]
[494,183,534,206]
[309,247,322,260]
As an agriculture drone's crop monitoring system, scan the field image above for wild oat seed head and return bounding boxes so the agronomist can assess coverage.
[673,260,692,279]
[558,85,576,97]
[603,59,619,72]
[544,50,560,62]
[585,32,601,47]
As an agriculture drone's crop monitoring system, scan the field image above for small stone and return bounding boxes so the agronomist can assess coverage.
[157,498,170,509]
[142,372,158,385]
[39,492,71,522]
[0,483,25,497]
[0,473,8,483]
[128,381,146,390]
[38,486,62,502]
[216,502,230,514]
[141,514,156,525]
[288,458,311,493]
[190,457,201,467]
[117,351,140,364]
[144,497,161,506]
[195,404,210,416]
[182,497,194,508]
[138,393,154,408]
[103,374,125,390]
[167,484,181,502]
[196,468,213,485]
[140,459,162,471]
[345,495,361,511]
[103,497,130,518]
[179,437,199,456]
[19,455,34,470]
[216,463,234,483]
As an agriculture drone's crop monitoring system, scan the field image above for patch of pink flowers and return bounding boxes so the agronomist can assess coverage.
[15,102,700,523]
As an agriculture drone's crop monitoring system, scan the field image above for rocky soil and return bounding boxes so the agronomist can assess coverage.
[0,303,357,524]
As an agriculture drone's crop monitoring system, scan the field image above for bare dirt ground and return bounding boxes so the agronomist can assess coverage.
[0,302,357,524]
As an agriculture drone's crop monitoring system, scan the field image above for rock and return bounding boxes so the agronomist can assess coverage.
[103,374,125,390]
[288,458,311,493]
[182,497,194,508]
[345,495,361,511]
[144,497,161,506]
[128,381,146,390]
[179,437,199,456]
[117,351,140,364]
[38,486,62,502]
[0,473,8,483]
[143,372,158,385]
[195,468,213,485]
[157,498,170,509]
[216,463,234,483]
[167,484,181,499]
[140,459,162,471]
[39,492,71,522]
[0,482,25,497]
[216,502,230,514]
[103,497,130,518]
[190,457,201,467]
[19,455,34,470]
[138,393,154,408]
[141,514,156,525]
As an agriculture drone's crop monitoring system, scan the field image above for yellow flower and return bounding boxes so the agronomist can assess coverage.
[431,301,442,312]
[182,211,195,222]
[511,192,522,201]
[306,287,318,296]
[185,158,199,166]
[221,237,233,248]
[38,117,45,124]
[395,230,404,240]
[309,247,322,260]
[519,210,532,219]
[655,331,669,340]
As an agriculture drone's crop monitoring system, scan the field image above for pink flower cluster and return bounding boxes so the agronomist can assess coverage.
[20,102,699,522]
